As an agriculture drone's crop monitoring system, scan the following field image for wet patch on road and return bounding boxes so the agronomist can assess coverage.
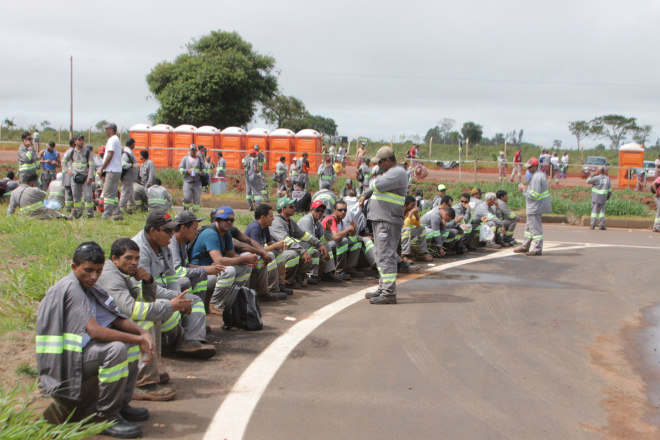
[415,269,571,290]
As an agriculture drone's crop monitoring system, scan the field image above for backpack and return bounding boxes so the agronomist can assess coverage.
[121,148,133,179]
[186,224,217,261]
[0,179,7,198]
[222,286,263,331]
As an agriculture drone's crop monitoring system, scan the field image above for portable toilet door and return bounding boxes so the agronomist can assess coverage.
[269,129,296,171]
[173,125,197,168]
[295,129,322,171]
[149,124,174,167]
[247,127,270,170]
[618,142,645,188]
[220,127,247,171]
[195,126,220,158]
[129,124,151,151]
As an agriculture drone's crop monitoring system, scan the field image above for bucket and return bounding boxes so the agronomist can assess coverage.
[210,177,226,195]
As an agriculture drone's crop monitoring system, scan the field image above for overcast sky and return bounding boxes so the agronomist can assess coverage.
[1,0,658,149]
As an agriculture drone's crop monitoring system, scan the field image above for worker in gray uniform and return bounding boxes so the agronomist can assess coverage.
[178,144,206,212]
[244,149,263,211]
[450,193,476,252]
[359,146,408,305]
[61,139,75,212]
[586,166,612,230]
[17,131,39,180]
[317,156,337,190]
[297,200,343,282]
[47,173,65,205]
[358,157,372,194]
[8,172,67,219]
[254,145,269,202]
[274,156,288,193]
[119,138,140,213]
[496,190,519,246]
[215,152,227,178]
[147,178,173,211]
[514,157,552,256]
[471,192,504,248]
[63,138,96,218]
[296,153,310,190]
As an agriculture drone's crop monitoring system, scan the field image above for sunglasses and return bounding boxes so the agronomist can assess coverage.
[26,138,33,141]
[335,208,347,212]
[285,204,295,209]
[460,200,469,203]
[219,217,235,222]
[158,228,175,235]
[313,208,325,213]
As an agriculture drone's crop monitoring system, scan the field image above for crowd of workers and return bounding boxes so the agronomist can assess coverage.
[1,126,658,437]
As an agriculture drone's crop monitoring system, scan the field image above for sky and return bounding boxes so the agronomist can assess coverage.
[1,0,658,149]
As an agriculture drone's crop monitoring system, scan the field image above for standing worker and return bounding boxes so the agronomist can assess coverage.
[274,156,288,193]
[120,138,140,214]
[244,149,262,211]
[179,144,206,212]
[317,156,337,190]
[61,139,75,213]
[38,141,60,191]
[215,152,226,178]
[63,137,95,219]
[510,146,522,183]
[358,157,372,194]
[99,123,124,221]
[514,158,552,256]
[652,174,660,232]
[296,153,310,190]
[254,145,268,202]
[359,146,408,305]
[586,166,612,230]
[139,150,155,189]
[17,131,39,180]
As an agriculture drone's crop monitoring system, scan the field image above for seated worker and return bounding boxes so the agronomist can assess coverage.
[341,178,359,197]
[436,195,463,254]
[2,170,20,199]
[37,242,154,439]
[401,195,433,263]
[451,192,477,252]
[278,176,293,197]
[496,190,520,246]
[297,200,343,283]
[291,181,312,213]
[421,206,458,257]
[317,156,337,190]
[132,211,215,357]
[270,196,325,288]
[469,187,484,210]
[8,172,68,219]
[168,210,225,302]
[414,189,431,211]
[47,172,66,205]
[133,181,148,212]
[470,192,504,248]
[98,238,185,402]
[432,184,447,208]
[188,206,258,313]
[244,204,301,298]
[321,199,376,278]
[147,178,173,211]
[311,188,338,215]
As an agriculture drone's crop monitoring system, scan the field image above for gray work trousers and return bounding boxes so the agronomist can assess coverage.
[259,174,268,201]
[249,252,280,295]
[502,219,518,238]
[328,239,349,274]
[40,169,56,191]
[355,235,376,267]
[119,178,136,210]
[299,173,309,190]
[209,262,252,309]
[521,213,544,252]
[590,201,606,228]
[133,184,148,212]
[72,181,94,218]
[155,289,207,343]
[401,226,428,256]
[296,243,322,276]
[64,185,73,211]
[82,340,138,420]
[272,249,301,284]
[245,178,263,209]
[182,181,202,211]
[102,171,122,220]
[372,221,401,297]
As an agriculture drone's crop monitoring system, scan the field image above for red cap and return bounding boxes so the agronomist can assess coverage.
[311,200,326,210]
[524,157,539,168]
[99,146,106,154]
[250,149,257,155]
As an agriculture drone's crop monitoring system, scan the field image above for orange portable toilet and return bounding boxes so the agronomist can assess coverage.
[173,125,197,168]
[618,142,644,188]
[269,128,296,171]
[295,129,322,170]
[129,124,151,151]
[149,124,174,167]
[247,127,270,168]
[195,126,220,156]
[220,127,247,171]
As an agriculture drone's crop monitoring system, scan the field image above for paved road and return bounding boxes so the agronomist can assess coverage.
[98,225,660,440]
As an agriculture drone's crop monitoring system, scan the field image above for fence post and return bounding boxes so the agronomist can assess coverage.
[58,125,62,143]
[627,168,631,189]
[89,126,92,142]
[474,160,478,182]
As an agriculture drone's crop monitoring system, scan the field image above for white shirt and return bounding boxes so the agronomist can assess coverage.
[105,135,123,172]
[561,155,569,164]
[550,156,559,166]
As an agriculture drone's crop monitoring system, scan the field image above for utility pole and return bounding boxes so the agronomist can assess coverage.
[70,56,73,134]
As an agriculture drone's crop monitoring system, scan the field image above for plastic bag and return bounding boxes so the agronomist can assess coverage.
[479,224,494,242]
[44,200,62,211]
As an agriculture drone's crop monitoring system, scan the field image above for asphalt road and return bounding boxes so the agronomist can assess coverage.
[98,225,660,440]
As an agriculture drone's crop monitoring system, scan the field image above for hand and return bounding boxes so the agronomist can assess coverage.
[481,216,489,222]
[241,253,259,267]
[440,249,446,257]
[260,251,273,263]
[319,246,329,261]
[188,169,194,175]
[205,264,226,276]
[358,196,365,210]
[67,170,73,175]
[272,241,285,251]
[456,216,464,223]
[325,218,333,231]
[410,206,419,216]
[170,290,193,313]
[134,267,153,284]
[138,333,155,365]
[302,251,312,265]
[86,178,92,185]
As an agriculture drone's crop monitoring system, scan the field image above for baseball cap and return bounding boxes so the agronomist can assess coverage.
[311,200,326,210]
[99,146,106,154]
[249,149,257,155]
[325,156,331,162]
[102,122,117,130]
[524,157,539,168]
[285,176,292,181]
[126,137,136,147]
[189,144,198,150]
[73,134,85,140]
[364,157,371,163]
[470,187,483,195]
[146,210,177,230]
[174,210,205,224]
[277,196,296,211]
[373,146,395,162]
[346,178,353,184]
[212,206,235,221]
[437,184,447,191]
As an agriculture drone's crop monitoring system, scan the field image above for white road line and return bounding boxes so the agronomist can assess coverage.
[201,243,635,440]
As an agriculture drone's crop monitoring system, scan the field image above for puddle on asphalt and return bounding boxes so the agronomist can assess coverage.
[415,270,569,290]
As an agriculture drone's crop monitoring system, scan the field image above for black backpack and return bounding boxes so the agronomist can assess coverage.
[0,179,7,198]
[222,286,263,331]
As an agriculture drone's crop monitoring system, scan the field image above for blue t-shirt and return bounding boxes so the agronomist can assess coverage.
[43,149,58,171]
[244,220,271,246]
[189,226,234,266]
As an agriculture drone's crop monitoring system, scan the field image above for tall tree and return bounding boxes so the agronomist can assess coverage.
[552,139,562,149]
[461,122,483,145]
[589,114,639,150]
[261,95,307,129]
[493,133,505,145]
[506,130,517,145]
[437,118,455,144]
[633,124,652,145]
[568,120,590,150]
[424,126,441,144]
[146,30,277,129]
[305,114,337,136]
[95,120,109,132]
[517,129,524,146]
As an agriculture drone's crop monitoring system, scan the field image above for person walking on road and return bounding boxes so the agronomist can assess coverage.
[100,123,124,220]
[178,144,206,212]
[510,147,522,183]
[360,146,408,305]
[586,166,612,230]
[514,158,552,256]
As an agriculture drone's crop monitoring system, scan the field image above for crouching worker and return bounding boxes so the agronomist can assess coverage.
[37,242,154,438]
[8,172,68,219]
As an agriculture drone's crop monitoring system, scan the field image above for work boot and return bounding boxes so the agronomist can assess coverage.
[159,372,170,385]
[100,415,142,438]
[485,241,501,249]
[590,225,595,230]
[525,251,542,256]
[513,246,529,254]
[306,275,318,285]
[285,278,301,289]
[599,226,607,230]
[279,284,294,295]
[322,273,343,283]
[296,273,308,287]
[346,270,365,278]
[454,245,465,255]
[416,253,434,262]
[133,383,177,402]
[259,292,282,302]
[119,403,150,422]
[365,289,382,299]
[175,340,216,359]
[466,244,477,252]
[370,295,397,305]
[336,271,351,280]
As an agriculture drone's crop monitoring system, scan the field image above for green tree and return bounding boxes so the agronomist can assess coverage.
[424,126,441,143]
[40,120,51,130]
[633,124,652,145]
[552,139,562,149]
[261,95,307,129]
[437,118,455,143]
[305,114,337,136]
[95,120,108,132]
[3,117,15,129]
[568,120,590,150]
[461,121,483,145]
[589,114,638,150]
[147,30,277,129]
[447,131,462,144]
[493,133,505,145]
